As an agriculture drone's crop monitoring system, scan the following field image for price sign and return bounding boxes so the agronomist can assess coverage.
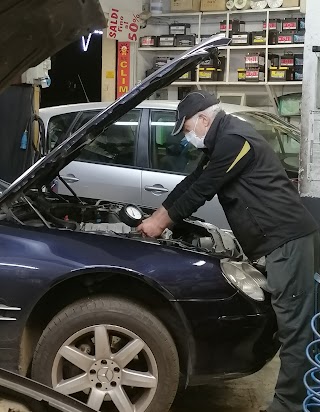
[278,35,292,44]
[107,8,140,42]
[283,21,297,30]
[246,70,259,78]
[246,56,258,64]
[281,58,294,66]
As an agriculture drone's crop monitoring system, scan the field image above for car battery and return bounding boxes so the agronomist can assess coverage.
[158,35,176,47]
[200,57,215,68]
[269,67,294,82]
[199,67,223,81]
[280,53,295,67]
[294,53,304,66]
[220,19,245,33]
[269,54,280,67]
[220,20,232,33]
[298,18,305,31]
[245,68,265,82]
[245,53,265,69]
[252,31,267,45]
[200,55,225,71]
[176,70,196,81]
[176,34,196,47]
[237,68,246,82]
[268,31,278,45]
[282,18,298,31]
[231,32,251,46]
[216,55,226,72]
[293,31,305,44]
[154,56,173,68]
[277,31,294,45]
[140,36,158,47]
[169,23,191,35]
[263,19,281,32]
[294,66,303,81]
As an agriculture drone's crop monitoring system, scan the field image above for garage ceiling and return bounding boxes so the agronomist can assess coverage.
[0,0,106,93]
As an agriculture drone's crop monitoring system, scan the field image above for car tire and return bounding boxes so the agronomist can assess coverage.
[32,296,179,412]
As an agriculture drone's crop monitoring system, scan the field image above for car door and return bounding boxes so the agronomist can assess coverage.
[141,108,229,228]
[57,109,142,204]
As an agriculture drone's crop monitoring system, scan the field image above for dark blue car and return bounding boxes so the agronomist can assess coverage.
[0,35,279,412]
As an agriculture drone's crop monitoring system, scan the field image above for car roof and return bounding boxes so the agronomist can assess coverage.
[39,100,256,119]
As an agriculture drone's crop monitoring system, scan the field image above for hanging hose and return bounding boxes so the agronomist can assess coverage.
[304,274,320,411]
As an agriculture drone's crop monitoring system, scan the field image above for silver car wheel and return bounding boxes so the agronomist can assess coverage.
[51,324,158,412]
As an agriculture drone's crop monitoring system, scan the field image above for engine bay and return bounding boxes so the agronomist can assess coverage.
[0,189,243,259]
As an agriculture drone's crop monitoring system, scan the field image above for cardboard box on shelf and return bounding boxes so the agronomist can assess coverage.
[171,0,201,12]
[282,0,300,7]
[200,0,226,12]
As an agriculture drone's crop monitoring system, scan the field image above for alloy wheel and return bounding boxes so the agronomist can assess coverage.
[51,324,158,412]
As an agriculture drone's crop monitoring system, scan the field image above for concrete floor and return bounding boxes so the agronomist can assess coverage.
[172,356,280,412]
[0,357,279,412]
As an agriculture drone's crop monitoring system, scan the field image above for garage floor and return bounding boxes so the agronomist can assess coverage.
[0,357,279,412]
[172,356,279,412]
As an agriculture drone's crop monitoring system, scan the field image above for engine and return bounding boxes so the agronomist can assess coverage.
[4,193,243,260]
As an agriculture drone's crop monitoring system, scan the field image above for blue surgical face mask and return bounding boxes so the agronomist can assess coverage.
[185,117,207,149]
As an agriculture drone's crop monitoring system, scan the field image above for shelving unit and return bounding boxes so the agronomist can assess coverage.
[139,44,304,51]
[172,81,303,86]
[137,5,305,108]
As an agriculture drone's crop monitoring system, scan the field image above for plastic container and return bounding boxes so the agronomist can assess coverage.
[150,0,163,15]
[278,93,302,117]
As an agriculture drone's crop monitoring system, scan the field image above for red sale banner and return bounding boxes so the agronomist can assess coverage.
[117,42,131,98]
[107,8,140,42]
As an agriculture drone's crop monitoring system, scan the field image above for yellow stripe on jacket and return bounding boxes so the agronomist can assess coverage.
[226,140,251,173]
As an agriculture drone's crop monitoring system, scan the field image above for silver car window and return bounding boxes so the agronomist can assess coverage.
[76,109,141,167]
[233,111,300,175]
[47,112,77,150]
[150,110,202,175]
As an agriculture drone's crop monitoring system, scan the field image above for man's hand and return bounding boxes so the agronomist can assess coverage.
[137,206,173,238]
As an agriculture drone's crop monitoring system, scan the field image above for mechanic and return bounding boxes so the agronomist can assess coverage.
[137,91,320,412]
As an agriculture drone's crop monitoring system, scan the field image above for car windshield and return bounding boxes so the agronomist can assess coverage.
[232,111,300,177]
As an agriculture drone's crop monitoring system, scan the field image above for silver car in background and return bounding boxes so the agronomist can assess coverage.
[40,101,300,228]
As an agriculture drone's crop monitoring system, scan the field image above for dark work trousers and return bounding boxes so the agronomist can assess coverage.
[266,230,320,412]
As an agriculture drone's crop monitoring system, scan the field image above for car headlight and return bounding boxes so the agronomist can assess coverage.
[220,259,268,301]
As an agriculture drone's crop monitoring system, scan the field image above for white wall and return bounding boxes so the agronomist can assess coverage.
[99,0,142,13]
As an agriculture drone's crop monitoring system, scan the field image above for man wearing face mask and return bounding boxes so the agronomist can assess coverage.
[138,91,320,412]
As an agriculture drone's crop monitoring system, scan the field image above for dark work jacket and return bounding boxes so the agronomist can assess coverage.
[165,111,318,260]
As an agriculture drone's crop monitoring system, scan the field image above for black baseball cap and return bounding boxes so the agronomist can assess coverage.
[172,91,220,136]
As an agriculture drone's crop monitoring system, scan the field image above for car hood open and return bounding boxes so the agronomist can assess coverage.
[0,34,230,207]
[0,0,106,93]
